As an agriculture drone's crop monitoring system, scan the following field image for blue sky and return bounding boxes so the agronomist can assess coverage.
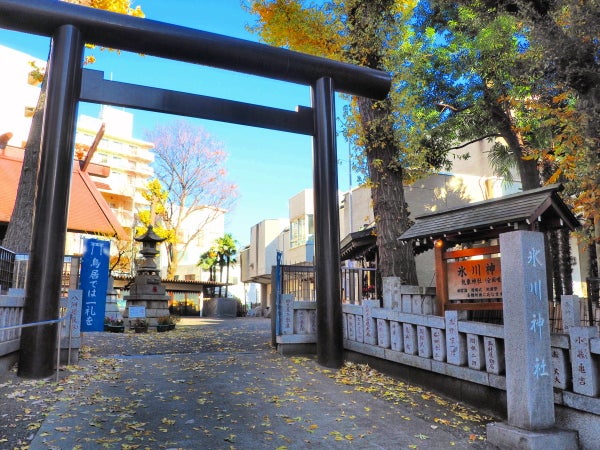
[0,0,354,246]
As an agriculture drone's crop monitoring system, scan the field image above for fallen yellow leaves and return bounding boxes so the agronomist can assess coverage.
[333,361,493,445]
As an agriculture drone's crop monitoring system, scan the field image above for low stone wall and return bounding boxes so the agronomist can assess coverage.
[202,298,238,318]
[275,294,600,449]
[0,290,82,375]
[0,293,24,373]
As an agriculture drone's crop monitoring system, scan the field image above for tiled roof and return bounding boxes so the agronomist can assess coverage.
[399,184,579,248]
[340,227,376,260]
[0,151,128,240]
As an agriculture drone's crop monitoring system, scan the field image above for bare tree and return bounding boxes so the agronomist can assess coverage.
[143,120,238,279]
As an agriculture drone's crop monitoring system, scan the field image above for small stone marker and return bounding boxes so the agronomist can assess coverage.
[308,309,317,334]
[377,319,390,348]
[417,325,432,358]
[403,323,417,355]
[363,300,378,345]
[467,333,485,370]
[295,309,308,334]
[431,328,446,361]
[568,326,599,397]
[445,310,466,365]
[390,321,403,351]
[347,314,356,341]
[483,337,504,375]
[280,294,294,335]
[382,278,401,309]
[561,295,581,334]
[550,347,570,390]
[63,289,82,338]
[355,315,364,343]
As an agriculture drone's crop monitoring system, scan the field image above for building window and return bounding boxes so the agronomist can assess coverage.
[290,214,314,248]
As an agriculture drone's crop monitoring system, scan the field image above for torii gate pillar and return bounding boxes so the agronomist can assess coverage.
[312,77,343,368]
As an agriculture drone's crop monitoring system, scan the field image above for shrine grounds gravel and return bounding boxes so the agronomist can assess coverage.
[1,317,499,449]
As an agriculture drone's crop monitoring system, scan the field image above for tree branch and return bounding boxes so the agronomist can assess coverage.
[448,134,502,150]
[435,101,474,114]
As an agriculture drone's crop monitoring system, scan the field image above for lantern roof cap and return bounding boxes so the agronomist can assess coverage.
[134,225,166,243]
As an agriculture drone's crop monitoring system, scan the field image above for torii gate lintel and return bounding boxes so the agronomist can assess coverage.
[0,0,391,378]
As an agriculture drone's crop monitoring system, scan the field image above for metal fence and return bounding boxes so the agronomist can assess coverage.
[0,246,15,294]
[279,264,315,302]
[549,296,600,333]
[276,264,378,305]
[10,254,81,295]
[341,266,378,304]
[275,262,599,332]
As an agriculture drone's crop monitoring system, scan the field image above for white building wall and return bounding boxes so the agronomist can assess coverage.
[161,205,225,280]
[242,218,288,282]
[0,45,45,147]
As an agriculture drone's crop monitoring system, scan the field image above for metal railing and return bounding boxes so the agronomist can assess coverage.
[0,246,15,294]
[341,266,378,304]
[275,263,378,305]
[0,307,71,382]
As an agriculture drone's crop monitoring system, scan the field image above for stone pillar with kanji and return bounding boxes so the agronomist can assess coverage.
[486,230,578,449]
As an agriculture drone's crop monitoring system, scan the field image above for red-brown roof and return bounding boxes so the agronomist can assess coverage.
[0,150,128,240]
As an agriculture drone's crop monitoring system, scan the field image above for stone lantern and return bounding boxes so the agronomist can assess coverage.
[124,225,170,327]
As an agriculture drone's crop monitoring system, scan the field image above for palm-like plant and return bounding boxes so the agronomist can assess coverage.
[215,233,238,297]
[198,248,219,281]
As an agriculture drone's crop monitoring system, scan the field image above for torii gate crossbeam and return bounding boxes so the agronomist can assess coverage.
[0,0,391,378]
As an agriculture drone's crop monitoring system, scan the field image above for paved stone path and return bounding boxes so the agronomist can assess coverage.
[26,317,497,449]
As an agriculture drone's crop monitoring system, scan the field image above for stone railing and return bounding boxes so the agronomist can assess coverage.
[0,293,25,359]
[275,295,317,347]
[0,290,82,368]
[274,294,600,418]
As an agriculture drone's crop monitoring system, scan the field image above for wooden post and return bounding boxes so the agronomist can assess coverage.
[434,239,448,316]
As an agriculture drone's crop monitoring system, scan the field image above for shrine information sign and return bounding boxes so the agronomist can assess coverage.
[447,257,502,300]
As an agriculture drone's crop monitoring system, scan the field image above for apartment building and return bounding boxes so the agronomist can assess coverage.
[75,106,154,237]
[0,45,227,279]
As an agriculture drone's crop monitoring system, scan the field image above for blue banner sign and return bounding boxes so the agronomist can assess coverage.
[80,238,110,332]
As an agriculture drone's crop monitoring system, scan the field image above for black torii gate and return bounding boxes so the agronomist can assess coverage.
[0,0,391,378]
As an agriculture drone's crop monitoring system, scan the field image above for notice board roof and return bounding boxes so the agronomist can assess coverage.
[399,184,579,251]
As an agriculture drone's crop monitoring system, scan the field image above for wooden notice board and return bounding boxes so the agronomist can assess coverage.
[435,242,503,314]
[446,257,502,300]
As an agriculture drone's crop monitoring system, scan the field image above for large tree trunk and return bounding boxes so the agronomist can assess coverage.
[2,83,47,253]
[346,0,418,284]
[358,97,418,283]
[165,242,178,279]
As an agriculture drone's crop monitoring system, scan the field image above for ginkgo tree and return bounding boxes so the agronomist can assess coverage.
[414,0,599,288]
[249,0,600,292]
[248,0,423,286]
[2,0,145,253]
